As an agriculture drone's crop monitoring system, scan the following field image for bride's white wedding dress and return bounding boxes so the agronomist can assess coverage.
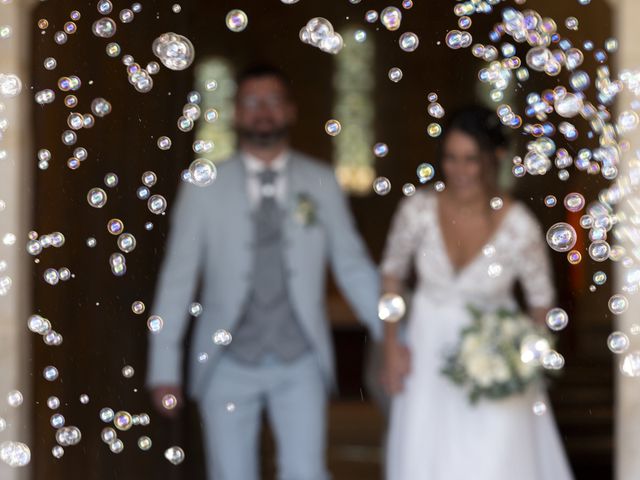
[381,192,574,480]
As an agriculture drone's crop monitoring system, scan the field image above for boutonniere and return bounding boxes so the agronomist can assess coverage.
[294,193,316,227]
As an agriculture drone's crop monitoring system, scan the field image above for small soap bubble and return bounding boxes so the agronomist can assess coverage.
[545,308,569,331]
[621,352,640,377]
[164,446,185,465]
[490,197,503,210]
[378,293,406,322]
[609,294,629,315]
[381,7,402,31]
[388,67,403,83]
[402,183,416,196]
[7,390,23,407]
[546,223,577,252]
[399,32,419,52]
[147,315,164,333]
[87,188,107,208]
[325,119,341,136]
[608,332,630,354]
[131,301,145,314]
[373,177,391,196]
[189,302,203,317]
[416,163,435,183]
[427,123,442,137]
[226,9,248,32]
[533,401,547,416]
[148,195,167,215]
[212,329,232,346]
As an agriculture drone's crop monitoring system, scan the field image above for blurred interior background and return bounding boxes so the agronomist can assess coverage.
[3,0,639,478]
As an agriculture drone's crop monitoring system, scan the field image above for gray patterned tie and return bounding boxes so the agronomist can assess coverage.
[252,168,285,305]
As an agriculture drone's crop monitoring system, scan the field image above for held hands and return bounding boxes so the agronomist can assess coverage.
[381,341,412,395]
[150,385,184,419]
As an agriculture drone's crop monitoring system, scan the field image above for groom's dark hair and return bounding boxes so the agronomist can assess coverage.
[236,64,294,99]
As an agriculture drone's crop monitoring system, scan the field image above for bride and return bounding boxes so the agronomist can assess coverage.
[380,107,574,479]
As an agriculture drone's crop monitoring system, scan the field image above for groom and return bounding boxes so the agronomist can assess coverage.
[146,65,382,480]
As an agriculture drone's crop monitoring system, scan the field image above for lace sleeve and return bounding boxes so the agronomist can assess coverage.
[380,195,425,281]
[516,206,555,309]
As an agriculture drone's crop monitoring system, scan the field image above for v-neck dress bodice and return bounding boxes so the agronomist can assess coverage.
[381,191,574,480]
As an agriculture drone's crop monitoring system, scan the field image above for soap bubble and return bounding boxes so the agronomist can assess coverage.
[117,233,136,253]
[7,390,23,407]
[164,446,185,465]
[152,32,195,71]
[147,315,164,333]
[0,441,30,467]
[138,436,152,450]
[545,308,569,331]
[91,98,112,117]
[55,426,81,446]
[109,253,126,276]
[388,67,403,83]
[490,197,503,210]
[373,143,389,157]
[532,401,547,416]
[226,9,248,32]
[188,159,217,187]
[325,119,341,136]
[563,193,585,212]
[417,163,435,183]
[608,332,630,354]
[300,18,344,54]
[213,329,232,346]
[621,352,640,377]
[92,18,116,38]
[380,7,402,31]
[378,293,406,322]
[373,177,391,195]
[546,223,577,252]
[0,74,22,98]
[399,32,419,52]
[148,195,167,214]
[87,188,107,208]
[608,294,629,315]
[555,93,583,118]
[114,411,132,431]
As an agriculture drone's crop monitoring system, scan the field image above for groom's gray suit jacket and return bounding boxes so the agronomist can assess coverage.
[146,151,382,399]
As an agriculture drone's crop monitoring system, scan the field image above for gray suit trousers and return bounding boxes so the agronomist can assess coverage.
[200,352,331,480]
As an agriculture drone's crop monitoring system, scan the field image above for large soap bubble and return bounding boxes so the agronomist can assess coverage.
[152,32,195,71]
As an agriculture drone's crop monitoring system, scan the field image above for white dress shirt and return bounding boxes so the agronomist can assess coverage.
[242,150,290,209]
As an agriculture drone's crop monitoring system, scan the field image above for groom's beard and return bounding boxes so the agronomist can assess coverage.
[237,124,291,148]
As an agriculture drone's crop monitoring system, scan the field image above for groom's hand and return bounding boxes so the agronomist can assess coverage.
[150,385,184,419]
[381,341,411,395]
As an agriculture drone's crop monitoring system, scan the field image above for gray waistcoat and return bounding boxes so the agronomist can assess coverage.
[227,171,310,364]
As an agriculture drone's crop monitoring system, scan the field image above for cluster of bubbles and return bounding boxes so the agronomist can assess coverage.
[300,18,344,55]
[26,231,65,256]
[43,267,72,286]
[152,32,195,71]
[99,407,152,454]
[28,314,63,346]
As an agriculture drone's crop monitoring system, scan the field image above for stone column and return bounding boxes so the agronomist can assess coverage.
[0,0,35,478]
[612,1,640,479]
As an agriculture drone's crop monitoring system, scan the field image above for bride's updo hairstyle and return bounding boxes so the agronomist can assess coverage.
[437,106,508,193]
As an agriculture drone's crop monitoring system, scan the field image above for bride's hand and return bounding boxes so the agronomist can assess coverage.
[381,341,411,395]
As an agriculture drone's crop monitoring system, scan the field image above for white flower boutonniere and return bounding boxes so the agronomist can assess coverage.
[294,193,316,227]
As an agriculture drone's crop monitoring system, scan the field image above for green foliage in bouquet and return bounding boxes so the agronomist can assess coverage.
[441,306,556,404]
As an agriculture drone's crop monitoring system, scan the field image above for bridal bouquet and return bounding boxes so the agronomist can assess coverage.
[441,307,555,404]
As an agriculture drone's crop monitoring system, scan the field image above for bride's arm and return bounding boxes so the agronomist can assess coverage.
[380,273,412,395]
